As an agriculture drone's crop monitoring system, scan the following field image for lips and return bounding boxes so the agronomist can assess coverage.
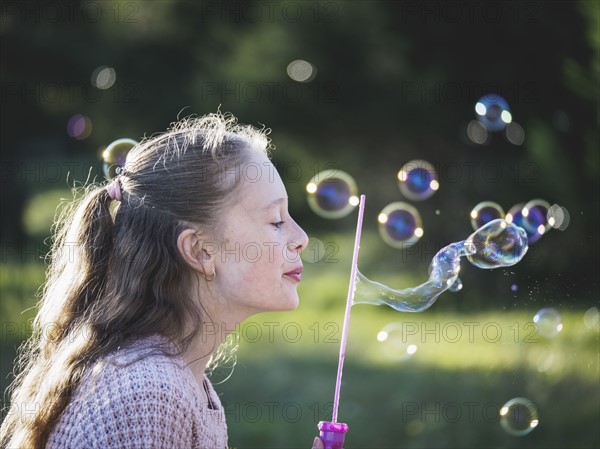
[283,266,303,283]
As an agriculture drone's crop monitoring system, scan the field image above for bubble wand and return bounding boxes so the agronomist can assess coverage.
[318,194,366,448]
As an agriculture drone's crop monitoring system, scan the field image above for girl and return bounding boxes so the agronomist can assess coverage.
[1,112,325,448]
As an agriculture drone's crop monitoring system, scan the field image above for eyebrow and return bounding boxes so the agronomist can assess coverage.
[263,197,288,210]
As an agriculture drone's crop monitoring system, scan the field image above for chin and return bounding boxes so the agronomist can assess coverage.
[273,296,299,312]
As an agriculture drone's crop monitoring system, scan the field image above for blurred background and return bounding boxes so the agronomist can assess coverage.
[1,1,598,448]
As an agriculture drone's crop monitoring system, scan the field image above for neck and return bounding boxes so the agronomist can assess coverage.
[182,316,244,386]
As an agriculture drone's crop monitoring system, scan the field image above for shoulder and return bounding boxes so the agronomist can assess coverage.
[48,336,200,448]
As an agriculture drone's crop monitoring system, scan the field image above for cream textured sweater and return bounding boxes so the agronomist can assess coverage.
[46,335,228,449]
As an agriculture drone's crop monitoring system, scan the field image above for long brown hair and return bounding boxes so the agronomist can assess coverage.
[0,112,270,448]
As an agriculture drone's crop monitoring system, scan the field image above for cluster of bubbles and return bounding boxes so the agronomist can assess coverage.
[470,199,569,244]
[354,219,528,311]
[66,66,118,141]
[306,160,439,249]
[467,94,525,145]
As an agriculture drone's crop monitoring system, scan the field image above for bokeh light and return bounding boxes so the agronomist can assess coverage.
[499,398,539,436]
[533,307,563,338]
[466,119,489,144]
[397,160,439,201]
[547,203,571,231]
[67,114,92,140]
[287,59,317,83]
[378,202,423,249]
[306,169,359,219]
[505,122,525,145]
[91,66,117,89]
[475,94,512,132]
[470,201,505,231]
[102,138,138,180]
[583,307,599,331]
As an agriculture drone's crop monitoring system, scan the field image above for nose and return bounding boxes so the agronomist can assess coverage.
[290,219,309,252]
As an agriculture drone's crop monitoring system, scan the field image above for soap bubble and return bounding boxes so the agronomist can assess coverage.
[466,219,528,269]
[499,398,539,436]
[523,199,552,236]
[511,284,519,292]
[470,201,505,231]
[506,203,543,244]
[533,308,563,338]
[102,138,138,180]
[505,122,525,145]
[475,94,512,132]
[466,119,489,144]
[378,202,423,249]
[306,170,359,219]
[448,277,463,292]
[397,160,439,201]
[376,323,418,361]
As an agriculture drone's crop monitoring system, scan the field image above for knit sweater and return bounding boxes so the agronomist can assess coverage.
[46,335,228,449]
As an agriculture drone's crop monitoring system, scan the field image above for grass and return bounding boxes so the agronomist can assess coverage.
[1,255,598,448]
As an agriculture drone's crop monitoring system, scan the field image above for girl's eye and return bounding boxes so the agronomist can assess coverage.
[272,221,285,229]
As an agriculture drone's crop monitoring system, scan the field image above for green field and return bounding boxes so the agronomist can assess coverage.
[1,259,598,448]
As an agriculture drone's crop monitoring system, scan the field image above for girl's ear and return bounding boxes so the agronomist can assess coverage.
[177,229,216,278]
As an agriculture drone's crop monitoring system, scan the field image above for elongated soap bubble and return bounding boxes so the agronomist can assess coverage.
[353,219,528,312]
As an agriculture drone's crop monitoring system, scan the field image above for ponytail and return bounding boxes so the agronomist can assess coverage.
[1,185,116,449]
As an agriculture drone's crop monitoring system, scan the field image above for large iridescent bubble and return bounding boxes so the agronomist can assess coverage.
[466,219,529,269]
[353,219,528,312]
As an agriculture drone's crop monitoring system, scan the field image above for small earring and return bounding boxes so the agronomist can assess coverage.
[204,270,216,282]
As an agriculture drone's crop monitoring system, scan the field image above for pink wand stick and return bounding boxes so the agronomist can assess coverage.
[332,194,366,423]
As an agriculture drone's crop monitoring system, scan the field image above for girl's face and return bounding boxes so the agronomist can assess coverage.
[209,152,309,316]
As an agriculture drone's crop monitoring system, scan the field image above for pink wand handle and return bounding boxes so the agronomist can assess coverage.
[318,421,349,449]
